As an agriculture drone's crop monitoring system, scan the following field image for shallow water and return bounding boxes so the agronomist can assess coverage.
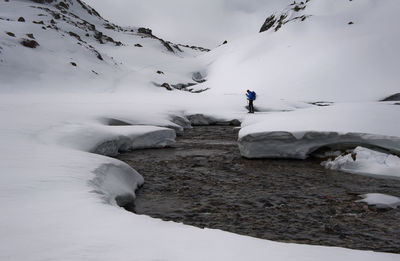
[117,126,400,253]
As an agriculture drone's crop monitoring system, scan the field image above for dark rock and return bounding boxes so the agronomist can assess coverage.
[20,39,39,48]
[348,21,354,25]
[381,93,400,101]
[26,33,35,39]
[134,43,143,47]
[32,20,44,25]
[6,32,15,37]
[293,5,306,12]
[160,40,174,53]
[171,83,197,90]
[70,62,77,67]
[192,72,206,83]
[96,53,103,61]
[30,0,55,3]
[104,23,115,30]
[228,119,241,126]
[69,31,81,41]
[115,193,135,211]
[161,83,173,91]
[138,27,152,35]
[55,2,69,9]
[156,70,164,74]
[94,31,103,44]
[222,40,228,44]
[18,17,25,22]
[260,15,276,33]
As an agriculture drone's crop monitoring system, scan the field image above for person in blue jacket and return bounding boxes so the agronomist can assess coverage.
[246,90,256,113]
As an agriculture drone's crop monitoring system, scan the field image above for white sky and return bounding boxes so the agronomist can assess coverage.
[84,0,287,48]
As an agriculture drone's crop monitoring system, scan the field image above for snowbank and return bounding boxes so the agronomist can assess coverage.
[90,163,144,207]
[322,147,400,179]
[238,103,400,159]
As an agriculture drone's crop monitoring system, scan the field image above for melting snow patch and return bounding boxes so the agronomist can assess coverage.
[356,193,400,209]
[322,147,400,179]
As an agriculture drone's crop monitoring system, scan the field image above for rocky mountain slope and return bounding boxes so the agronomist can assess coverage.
[0,0,208,92]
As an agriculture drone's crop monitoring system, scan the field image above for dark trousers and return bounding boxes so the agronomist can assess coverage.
[249,100,254,113]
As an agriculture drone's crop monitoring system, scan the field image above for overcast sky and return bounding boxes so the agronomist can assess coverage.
[84,0,287,48]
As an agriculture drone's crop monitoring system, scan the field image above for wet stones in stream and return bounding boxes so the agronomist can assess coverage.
[116,126,400,253]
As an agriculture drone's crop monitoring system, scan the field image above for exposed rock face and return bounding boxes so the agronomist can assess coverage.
[259,0,311,33]
[259,15,276,33]
[20,39,39,48]
[30,0,55,3]
[161,83,173,91]
[381,93,400,101]
[138,27,152,35]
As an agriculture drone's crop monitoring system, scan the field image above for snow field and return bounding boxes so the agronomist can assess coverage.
[1,0,400,260]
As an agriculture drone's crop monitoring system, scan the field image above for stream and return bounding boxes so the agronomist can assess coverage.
[117,126,400,253]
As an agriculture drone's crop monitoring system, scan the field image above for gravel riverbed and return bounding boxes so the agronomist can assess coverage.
[117,126,400,253]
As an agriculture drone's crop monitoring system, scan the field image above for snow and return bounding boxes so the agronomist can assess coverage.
[1,0,400,260]
[322,147,400,179]
[199,0,400,102]
[238,103,400,159]
[356,193,400,209]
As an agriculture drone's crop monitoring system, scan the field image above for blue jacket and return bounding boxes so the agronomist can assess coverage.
[247,91,255,101]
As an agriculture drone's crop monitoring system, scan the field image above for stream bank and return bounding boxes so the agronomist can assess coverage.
[117,126,400,253]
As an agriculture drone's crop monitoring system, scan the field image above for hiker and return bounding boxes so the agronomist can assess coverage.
[246,90,256,113]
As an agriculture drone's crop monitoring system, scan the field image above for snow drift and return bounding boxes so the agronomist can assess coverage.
[238,103,400,159]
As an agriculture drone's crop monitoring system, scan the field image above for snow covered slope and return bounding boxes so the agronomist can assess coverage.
[1,0,400,260]
[0,0,208,93]
[201,0,400,102]
[209,0,400,163]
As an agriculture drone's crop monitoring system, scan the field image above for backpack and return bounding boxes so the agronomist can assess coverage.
[252,91,256,100]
